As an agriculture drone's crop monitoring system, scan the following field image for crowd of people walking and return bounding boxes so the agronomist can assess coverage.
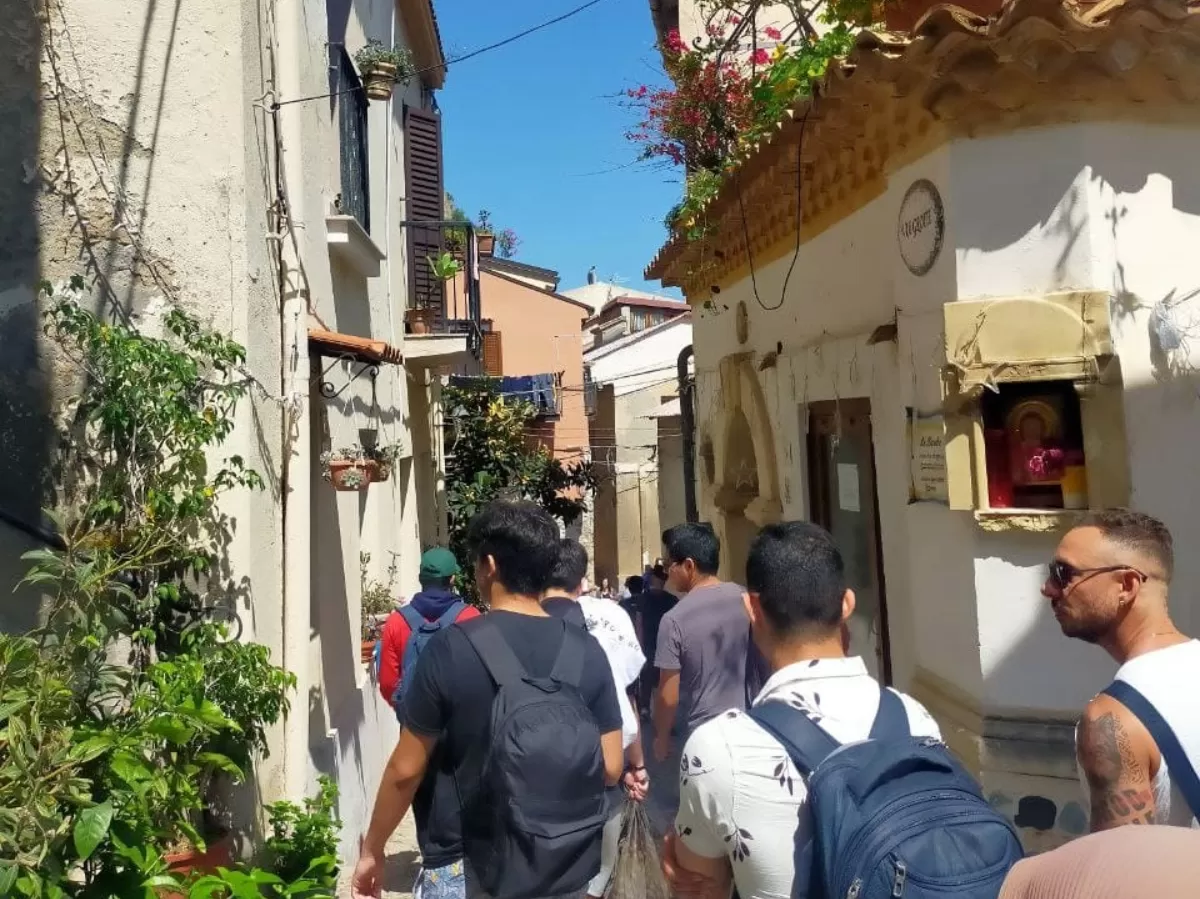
[352,501,1200,899]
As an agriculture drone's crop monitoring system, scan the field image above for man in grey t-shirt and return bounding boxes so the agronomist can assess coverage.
[652,523,765,763]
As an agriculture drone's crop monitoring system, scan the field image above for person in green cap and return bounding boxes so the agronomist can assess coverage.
[377,547,479,711]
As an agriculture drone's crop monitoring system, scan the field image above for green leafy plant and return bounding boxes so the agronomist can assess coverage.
[427,252,462,282]
[265,776,340,888]
[443,380,595,600]
[360,552,397,639]
[353,40,414,78]
[0,277,295,894]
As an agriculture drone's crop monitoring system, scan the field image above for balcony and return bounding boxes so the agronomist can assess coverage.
[401,219,484,366]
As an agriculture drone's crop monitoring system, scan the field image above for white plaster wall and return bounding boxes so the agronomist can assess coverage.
[953,123,1200,712]
[587,317,693,397]
[693,123,1200,716]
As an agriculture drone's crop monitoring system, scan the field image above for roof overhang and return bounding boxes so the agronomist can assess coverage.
[403,333,471,366]
[309,327,402,364]
[646,0,1200,297]
[398,0,447,90]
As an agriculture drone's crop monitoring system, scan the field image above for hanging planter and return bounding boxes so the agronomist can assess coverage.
[476,232,496,257]
[364,442,402,482]
[354,41,414,102]
[321,448,377,492]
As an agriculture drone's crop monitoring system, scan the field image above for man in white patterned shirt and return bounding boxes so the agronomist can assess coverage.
[662,521,941,899]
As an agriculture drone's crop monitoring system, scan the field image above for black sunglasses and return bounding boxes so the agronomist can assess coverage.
[1047,559,1148,590]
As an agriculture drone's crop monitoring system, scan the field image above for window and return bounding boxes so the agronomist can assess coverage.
[979,381,1087,510]
[335,48,370,232]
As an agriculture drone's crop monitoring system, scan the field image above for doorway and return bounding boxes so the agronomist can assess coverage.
[806,399,892,684]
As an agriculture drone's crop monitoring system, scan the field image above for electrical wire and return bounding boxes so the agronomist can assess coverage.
[736,96,814,312]
[272,0,612,109]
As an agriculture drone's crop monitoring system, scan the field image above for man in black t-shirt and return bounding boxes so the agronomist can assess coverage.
[636,564,678,715]
[352,501,624,899]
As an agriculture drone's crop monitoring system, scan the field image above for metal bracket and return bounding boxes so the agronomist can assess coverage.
[317,353,379,399]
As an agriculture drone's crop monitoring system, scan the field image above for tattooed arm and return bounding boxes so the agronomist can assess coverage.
[1077,693,1157,832]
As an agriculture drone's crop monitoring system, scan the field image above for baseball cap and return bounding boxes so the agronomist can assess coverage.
[419,547,460,581]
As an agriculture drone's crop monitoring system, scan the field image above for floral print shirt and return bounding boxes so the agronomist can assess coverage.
[674,657,942,899]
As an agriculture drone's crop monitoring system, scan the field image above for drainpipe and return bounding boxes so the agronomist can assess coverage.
[274,0,312,802]
[677,344,697,522]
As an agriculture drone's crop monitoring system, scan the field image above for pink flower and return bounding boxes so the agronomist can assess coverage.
[765,26,782,40]
[751,48,769,65]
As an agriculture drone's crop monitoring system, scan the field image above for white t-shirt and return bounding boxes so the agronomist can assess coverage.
[675,656,942,899]
[579,596,645,748]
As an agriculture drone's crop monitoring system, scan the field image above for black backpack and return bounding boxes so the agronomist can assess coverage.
[462,619,609,899]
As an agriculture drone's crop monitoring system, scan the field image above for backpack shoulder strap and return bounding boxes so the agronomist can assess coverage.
[549,621,586,687]
[869,687,911,741]
[1103,679,1200,821]
[397,604,425,632]
[748,700,841,777]
[434,600,467,628]
[465,617,528,688]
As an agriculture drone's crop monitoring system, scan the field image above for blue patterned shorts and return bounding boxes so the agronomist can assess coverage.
[413,860,467,899]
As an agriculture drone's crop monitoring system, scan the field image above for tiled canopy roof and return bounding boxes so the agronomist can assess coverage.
[646,0,1200,292]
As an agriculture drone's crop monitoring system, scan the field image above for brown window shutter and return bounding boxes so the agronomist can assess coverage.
[404,106,445,327]
[482,332,503,377]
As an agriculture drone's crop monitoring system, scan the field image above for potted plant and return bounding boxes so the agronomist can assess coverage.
[405,295,438,335]
[360,551,398,664]
[428,251,461,283]
[364,442,403,482]
[321,446,378,491]
[475,209,496,257]
[354,40,414,101]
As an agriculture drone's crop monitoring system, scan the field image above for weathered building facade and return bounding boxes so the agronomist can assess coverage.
[647,0,1200,850]
[1,0,469,865]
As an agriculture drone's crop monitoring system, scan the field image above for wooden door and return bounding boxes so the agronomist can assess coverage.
[806,399,893,683]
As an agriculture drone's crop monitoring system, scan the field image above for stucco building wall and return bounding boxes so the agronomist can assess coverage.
[683,120,1200,850]
[0,0,449,867]
[477,269,590,462]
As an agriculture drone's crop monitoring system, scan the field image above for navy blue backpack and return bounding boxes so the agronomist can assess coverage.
[750,688,1023,899]
[391,601,465,720]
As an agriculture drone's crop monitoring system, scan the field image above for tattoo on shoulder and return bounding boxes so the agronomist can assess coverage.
[1079,712,1154,827]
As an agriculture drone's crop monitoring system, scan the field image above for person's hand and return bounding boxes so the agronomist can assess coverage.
[623,767,650,802]
[661,831,716,899]
[351,844,384,898]
[653,732,672,763]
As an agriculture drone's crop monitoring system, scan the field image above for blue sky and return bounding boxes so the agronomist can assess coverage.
[434,0,683,296]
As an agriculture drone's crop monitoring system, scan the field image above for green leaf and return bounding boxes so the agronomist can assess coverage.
[73,800,114,860]
[0,865,17,895]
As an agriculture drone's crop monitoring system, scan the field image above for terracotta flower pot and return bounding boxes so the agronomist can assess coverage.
[362,639,377,665]
[476,233,496,257]
[327,459,377,492]
[406,307,437,335]
[160,832,234,898]
[362,62,398,100]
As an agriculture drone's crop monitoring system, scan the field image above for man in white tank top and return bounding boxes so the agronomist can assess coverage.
[1042,509,1200,831]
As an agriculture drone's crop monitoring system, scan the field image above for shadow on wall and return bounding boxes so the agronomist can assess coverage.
[0,1,49,632]
[953,125,1200,305]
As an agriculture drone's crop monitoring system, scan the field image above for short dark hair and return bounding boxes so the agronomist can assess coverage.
[419,574,454,589]
[662,523,720,574]
[746,521,846,637]
[466,500,561,596]
[546,539,589,593]
[1081,509,1174,581]
[624,575,644,594]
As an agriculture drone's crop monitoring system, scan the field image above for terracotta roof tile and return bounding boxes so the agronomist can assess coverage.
[308,328,403,365]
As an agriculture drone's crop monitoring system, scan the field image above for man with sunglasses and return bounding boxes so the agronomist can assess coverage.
[1042,509,1200,831]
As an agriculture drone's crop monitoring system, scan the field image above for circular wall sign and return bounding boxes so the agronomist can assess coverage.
[897,179,945,277]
